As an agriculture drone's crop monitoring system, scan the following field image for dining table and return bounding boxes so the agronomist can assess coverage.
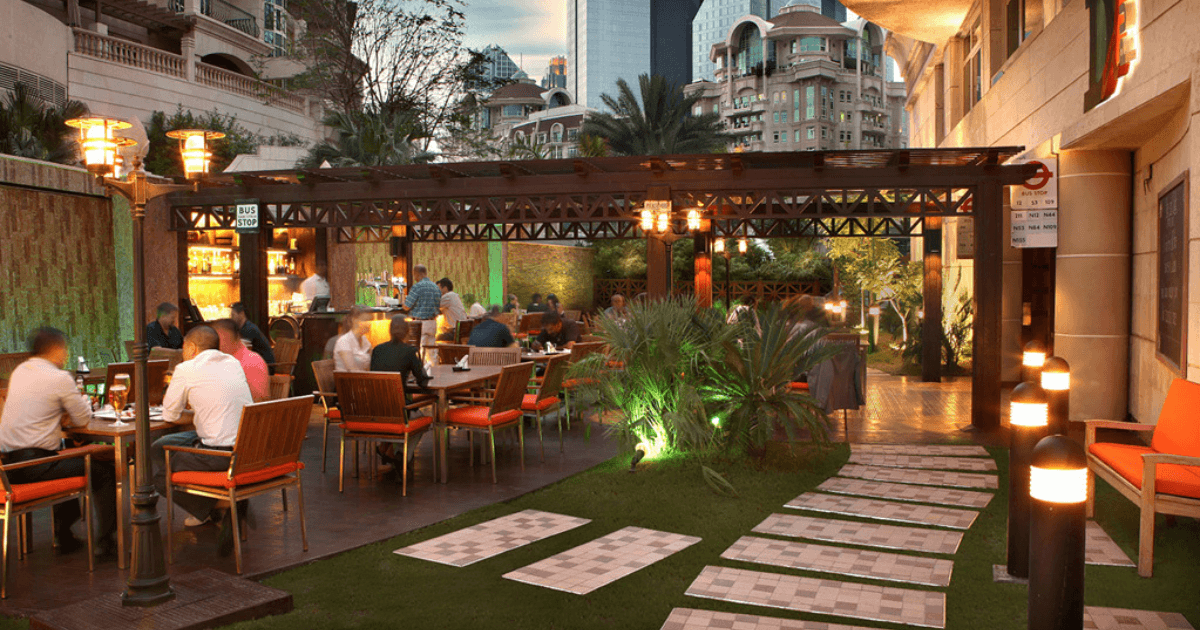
[520,351,569,363]
[409,364,503,483]
[66,409,188,569]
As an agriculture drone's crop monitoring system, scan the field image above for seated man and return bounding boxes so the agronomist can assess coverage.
[146,302,184,350]
[503,294,520,313]
[526,293,547,313]
[334,310,373,372]
[604,293,630,322]
[154,325,254,555]
[532,311,580,351]
[211,318,270,402]
[468,306,517,348]
[370,316,430,388]
[230,303,276,367]
[0,327,117,555]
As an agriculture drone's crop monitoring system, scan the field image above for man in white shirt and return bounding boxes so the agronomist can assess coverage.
[334,310,373,371]
[153,325,254,555]
[436,277,468,341]
[301,261,331,306]
[0,327,117,555]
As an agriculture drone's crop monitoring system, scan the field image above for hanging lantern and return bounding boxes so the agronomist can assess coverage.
[640,209,654,231]
[686,209,701,231]
[737,238,748,254]
[166,129,226,179]
[713,238,725,254]
[65,117,134,176]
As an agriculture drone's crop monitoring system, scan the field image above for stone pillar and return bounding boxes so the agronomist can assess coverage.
[181,31,196,82]
[1054,150,1132,421]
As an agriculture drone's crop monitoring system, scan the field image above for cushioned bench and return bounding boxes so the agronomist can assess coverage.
[1083,378,1200,577]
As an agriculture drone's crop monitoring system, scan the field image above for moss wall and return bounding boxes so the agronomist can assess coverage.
[506,243,595,311]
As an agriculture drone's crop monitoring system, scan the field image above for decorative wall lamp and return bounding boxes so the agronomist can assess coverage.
[1028,435,1087,630]
[1007,381,1049,579]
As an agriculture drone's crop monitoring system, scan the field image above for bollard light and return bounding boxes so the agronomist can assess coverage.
[1041,356,1071,435]
[1028,435,1087,630]
[1006,381,1049,579]
[1023,340,1047,384]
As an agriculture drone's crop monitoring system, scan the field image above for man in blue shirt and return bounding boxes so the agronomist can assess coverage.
[468,306,517,348]
[401,265,441,349]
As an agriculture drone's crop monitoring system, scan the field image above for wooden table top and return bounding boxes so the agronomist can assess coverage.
[67,417,181,438]
[521,352,568,361]
[412,364,502,392]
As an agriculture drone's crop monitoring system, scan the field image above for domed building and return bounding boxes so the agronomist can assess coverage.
[478,80,590,159]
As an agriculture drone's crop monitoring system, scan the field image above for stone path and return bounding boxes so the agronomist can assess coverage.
[752,514,963,555]
[846,453,998,472]
[662,608,878,630]
[1086,521,1135,567]
[1084,606,1195,629]
[837,464,999,489]
[852,444,990,457]
[393,509,590,567]
[785,493,980,529]
[818,477,994,509]
[722,536,954,587]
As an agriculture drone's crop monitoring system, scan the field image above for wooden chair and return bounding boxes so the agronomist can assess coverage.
[518,312,543,335]
[164,396,312,574]
[495,312,518,333]
[442,362,534,483]
[104,361,171,406]
[454,319,478,344]
[334,372,436,496]
[270,338,303,378]
[311,359,341,472]
[564,310,581,323]
[1084,378,1200,577]
[468,346,521,366]
[403,321,424,347]
[522,356,569,461]
[147,348,184,372]
[269,374,293,401]
[0,388,6,414]
[426,344,471,366]
[0,444,107,598]
[123,340,136,362]
[561,341,607,424]
[0,353,30,388]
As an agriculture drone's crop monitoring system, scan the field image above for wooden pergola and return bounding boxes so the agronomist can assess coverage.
[169,148,1037,429]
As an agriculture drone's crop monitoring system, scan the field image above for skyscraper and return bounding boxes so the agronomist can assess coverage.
[691,0,846,82]
[479,44,522,86]
[541,56,568,89]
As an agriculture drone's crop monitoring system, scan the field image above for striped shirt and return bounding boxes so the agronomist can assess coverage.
[405,278,442,320]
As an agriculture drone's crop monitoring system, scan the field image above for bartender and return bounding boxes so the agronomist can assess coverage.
[301,262,332,309]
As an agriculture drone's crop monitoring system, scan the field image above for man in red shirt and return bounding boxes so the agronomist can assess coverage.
[211,319,270,401]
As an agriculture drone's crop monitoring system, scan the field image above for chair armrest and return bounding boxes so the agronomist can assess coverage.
[0,444,109,472]
[404,399,436,412]
[1142,452,1200,467]
[162,445,234,458]
[314,391,337,399]
[450,397,494,404]
[1078,419,1154,447]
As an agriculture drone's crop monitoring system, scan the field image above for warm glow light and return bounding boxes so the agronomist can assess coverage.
[713,238,725,254]
[1011,401,1049,427]
[824,302,834,311]
[1042,371,1070,391]
[737,238,748,254]
[1023,351,1046,368]
[868,304,881,317]
[66,117,133,176]
[917,309,925,319]
[655,211,670,233]
[641,210,654,231]
[167,129,225,179]
[686,209,701,231]
[1030,466,1088,503]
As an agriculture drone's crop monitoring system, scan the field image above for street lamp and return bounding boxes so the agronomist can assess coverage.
[867,303,881,353]
[1041,356,1071,435]
[1028,435,1087,630]
[67,116,219,607]
[1007,381,1049,579]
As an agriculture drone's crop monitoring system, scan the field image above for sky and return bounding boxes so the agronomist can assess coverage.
[461,0,567,85]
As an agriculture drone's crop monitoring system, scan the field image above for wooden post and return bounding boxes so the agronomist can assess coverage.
[239,229,269,329]
[973,180,1004,430]
[922,216,943,383]
[646,236,670,299]
[694,228,712,309]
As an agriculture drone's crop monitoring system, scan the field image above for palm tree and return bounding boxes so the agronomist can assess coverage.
[299,107,434,167]
[0,83,88,164]
[581,74,728,156]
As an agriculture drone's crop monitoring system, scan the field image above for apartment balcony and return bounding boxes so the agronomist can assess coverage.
[170,0,258,37]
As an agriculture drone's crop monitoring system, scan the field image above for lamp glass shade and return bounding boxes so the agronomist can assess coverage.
[640,210,653,231]
[181,134,208,176]
[824,302,834,311]
[1010,401,1049,427]
[737,238,748,254]
[1042,370,1070,391]
[713,238,725,254]
[686,209,701,231]
[655,211,669,233]
[1029,466,1087,503]
[66,117,133,176]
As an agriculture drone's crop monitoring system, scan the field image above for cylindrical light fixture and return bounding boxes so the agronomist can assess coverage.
[166,129,226,179]
[1007,381,1049,579]
[1028,435,1087,630]
[640,209,654,232]
[1041,356,1071,435]
[65,116,134,176]
[655,211,670,234]
[1023,340,1047,383]
[686,209,701,231]
[737,237,748,254]
[713,238,725,254]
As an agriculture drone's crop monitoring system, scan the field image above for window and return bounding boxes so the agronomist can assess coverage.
[795,129,801,142]
[806,127,815,140]
[805,86,815,119]
[773,112,779,123]
[790,39,797,54]
[962,19,983,113]
[713,103,720,114]
[773,131,779,143]
[799,37,825,53]
[694,105,703,116]
[550,124,563,143]
[821,127,828,139]
[568,128,578,141]
[502,105,522,117]
[1084,0,1131,111]
[736,26,763,74]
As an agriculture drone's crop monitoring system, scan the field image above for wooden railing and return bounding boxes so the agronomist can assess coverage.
[593,278,824,310]
[195,62,307,114]
[72,29,185,78]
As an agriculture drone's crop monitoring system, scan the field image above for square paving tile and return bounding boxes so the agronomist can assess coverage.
[785,493,979,530]
[847,453,997,472]
[661,607,880,630]
[1084,606,1195,630]
[819,477,993,509]
[753,513,964,555]
[838,464,1000,490]
[721,536,954,587]
[394,509,591,567]
[503,526,701,595]
[686,565,946,629]
[1086,521,1135,567]
[852,444,990,457]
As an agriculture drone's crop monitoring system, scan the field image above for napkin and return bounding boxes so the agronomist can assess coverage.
[455,355,470,369]
[424,361,434,375]
[545,342,555,354]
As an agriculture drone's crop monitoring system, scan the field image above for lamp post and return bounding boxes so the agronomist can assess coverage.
[1007,381,1048,579]
[713,238,733,308]
[1041,356,1071,435]
[66,117,222,606]
[867,303,881,353]
[1028,435,1087,630]
[1022,340,1047,384]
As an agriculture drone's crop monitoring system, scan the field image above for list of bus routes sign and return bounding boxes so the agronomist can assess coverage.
[235,200,259,233]
[1010,157,1058,210]
[1010,209,1058,248]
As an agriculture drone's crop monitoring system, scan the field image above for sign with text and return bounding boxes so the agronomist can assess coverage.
[235,200,260,234]
[1156,174,1189,374]
[1010,209,1058,248]
[956,217,975,259]
[1011,158,1058,210]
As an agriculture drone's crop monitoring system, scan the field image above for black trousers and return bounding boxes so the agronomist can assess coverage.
[2,447,117,541]
[152,437,234,520]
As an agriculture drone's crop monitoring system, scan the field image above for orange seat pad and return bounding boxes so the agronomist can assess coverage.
[789,382,810,391]
[1089,442,1200,498]
[445,406,522,427]
[344,415,433,436]
[326,408,341,420]
[2,477,87,504]
[522,394,560,411]
[172,462,305,489]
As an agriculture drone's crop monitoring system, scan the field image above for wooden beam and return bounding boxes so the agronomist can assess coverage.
[694,230,712,309]
[972,180,1004,430]
[646,236,670,299]
[922,216,942,383]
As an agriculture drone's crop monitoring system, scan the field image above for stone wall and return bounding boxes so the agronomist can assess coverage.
[413,242,492,305]
[506,243,595,311]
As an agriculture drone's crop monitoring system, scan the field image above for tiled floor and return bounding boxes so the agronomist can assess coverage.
[785,493,979,530]
[661,607,879,630]
[1086,521,1136,567]
[837,464,1000,490]
[503,526,701,595]
[752,514,964,555]
[852,444,990,457]
[846,453,998,472]
[393,509,591,567]
[818,477,994,509]
[685,565,947,629]
[1084,606,1196,630]
[721,536,954,587]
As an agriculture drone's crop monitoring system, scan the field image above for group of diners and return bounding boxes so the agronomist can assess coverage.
[145,300,276,367]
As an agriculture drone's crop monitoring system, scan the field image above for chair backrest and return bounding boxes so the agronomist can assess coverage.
[492,362,535,415]
[430,344,471,365]
[124,340,137,362]
[538,356,570,402]
[468,346,521,366]
[455,319,478,344]
[228,395,313,478]
[568,341,606,364]
[564,310,581,323]
[404,321,424,346]
[0,352,30,382]
[1151,378,1200,457]
[105,360,171,405]
[495,312,518,332]
[272,338,303,370]
[519,312,543,333]
[311,359,336,397]
[334,371,410,425]
[269,374,293,400]
[147,348,184,371]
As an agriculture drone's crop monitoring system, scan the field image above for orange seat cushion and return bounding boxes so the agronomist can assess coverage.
[562,378,597,389]
[1089,443,1200,498]
[789,382,810,391]
[445,406,522,427]
[522,394,560,411]
[2,477,87,504]
[326,408,341,420]
[1151,379,1200,458]
[606,361,625,369]
[172,462,305,489]
[344,415,433,436]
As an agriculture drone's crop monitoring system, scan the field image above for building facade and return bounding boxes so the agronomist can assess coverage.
[478,44,523,86]
[686,3,907,153]
[541,56,567,89]
[475,80,586,159]
[843,0,1200,426]
[691,0,847,83]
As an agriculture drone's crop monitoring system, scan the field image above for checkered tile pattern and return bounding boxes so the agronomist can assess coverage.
[838,464,1000,490]
[393,510,590,567]
[661,608,879,630]
[752,513,963,555]
[785,493,979,529]
[1084,607,1195,630]
[1086,521,1135,567]
[685,565,946,628]
[852,444,990,457]
[847,453,998,472]
[721,536,954,587]
[503,526,701,595]
[819,477,994,509]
